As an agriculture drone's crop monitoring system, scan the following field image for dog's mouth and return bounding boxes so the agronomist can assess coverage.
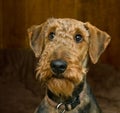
[44,73,66,83]
[48,74,71,84]
[52,73,64,79]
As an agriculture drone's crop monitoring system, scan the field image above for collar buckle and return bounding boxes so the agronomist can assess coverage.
[56,103,66,113]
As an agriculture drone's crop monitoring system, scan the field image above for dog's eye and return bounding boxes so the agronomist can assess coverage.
[75,34,83,43]
[48,32,55,40]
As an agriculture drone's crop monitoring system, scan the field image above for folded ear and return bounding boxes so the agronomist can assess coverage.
[27,24,44,57]
[85,22,111,64]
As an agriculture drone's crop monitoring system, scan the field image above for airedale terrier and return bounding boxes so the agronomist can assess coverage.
[28,18,111,113]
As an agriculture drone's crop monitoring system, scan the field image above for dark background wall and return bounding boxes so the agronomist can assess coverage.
[0,0,120,67]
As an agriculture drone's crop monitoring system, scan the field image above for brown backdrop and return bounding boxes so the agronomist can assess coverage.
[0,0,120,66]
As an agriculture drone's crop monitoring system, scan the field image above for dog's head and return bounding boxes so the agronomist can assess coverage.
[28,18,111,97]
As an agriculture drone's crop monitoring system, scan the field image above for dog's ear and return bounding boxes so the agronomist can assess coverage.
[85,22,111,64]
[27,24,44,57]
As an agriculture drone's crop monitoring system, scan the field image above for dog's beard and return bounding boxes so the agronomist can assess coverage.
[47,68,86,97]
[47,78,74,97]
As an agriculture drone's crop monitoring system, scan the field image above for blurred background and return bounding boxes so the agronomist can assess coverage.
[0,0,120,113]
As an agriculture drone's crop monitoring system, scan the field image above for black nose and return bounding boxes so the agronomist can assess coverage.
[50,60,67,74]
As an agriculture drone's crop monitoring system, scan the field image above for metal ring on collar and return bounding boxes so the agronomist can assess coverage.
[56,103,66,113]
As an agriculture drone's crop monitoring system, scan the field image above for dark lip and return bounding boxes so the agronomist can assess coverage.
[50,75,75,84]
[52,74,64,79]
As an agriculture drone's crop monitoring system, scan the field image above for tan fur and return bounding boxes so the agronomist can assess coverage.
[28,18,111,98]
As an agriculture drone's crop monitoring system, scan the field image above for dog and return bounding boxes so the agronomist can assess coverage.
[28,18,111,113]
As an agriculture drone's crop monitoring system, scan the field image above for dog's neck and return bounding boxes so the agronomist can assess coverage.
[46,80,85,111]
